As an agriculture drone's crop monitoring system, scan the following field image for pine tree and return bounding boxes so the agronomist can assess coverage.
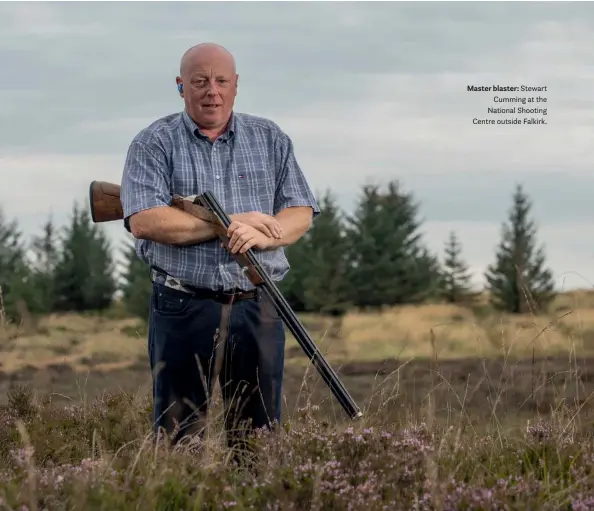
[53,202,117,312]
[485,184,555,314]
[0,208,25,284]
[0,208,30,322]
[120,238,153,320]
[28,217,58,313]
[279,238,311,312]
[302,190,352,315]
[345,181,441,309]
[439,230,476,304]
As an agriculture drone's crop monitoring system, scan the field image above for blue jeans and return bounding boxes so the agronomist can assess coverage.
[147,282,286,445]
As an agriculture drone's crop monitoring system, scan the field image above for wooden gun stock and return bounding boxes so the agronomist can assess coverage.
[89,181,124,223]
[89,181,215,225]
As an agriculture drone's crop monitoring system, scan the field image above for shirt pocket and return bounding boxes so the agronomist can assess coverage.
[233,160,276,212]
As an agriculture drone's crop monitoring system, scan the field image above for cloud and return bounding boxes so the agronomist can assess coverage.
[1,2,594,290]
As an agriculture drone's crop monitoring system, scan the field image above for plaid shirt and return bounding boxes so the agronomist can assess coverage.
[120,110,319,291]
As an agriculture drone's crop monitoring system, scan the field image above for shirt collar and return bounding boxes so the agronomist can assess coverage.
[182,109,236,141]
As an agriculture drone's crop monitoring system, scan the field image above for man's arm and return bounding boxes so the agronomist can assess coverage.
[121,138,218,245]
[226,206,313,255]
[267,206,313,249]
[129,206,218,245]
[271,127,320,247]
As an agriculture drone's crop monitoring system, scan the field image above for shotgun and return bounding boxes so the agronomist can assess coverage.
[88,181,363,421]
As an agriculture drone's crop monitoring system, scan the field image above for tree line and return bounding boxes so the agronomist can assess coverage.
[0,181,556,324]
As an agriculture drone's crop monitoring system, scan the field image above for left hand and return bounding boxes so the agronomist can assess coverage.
[231,211,282,240]
[226,221,275,254]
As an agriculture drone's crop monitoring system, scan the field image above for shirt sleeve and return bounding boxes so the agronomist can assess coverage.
[273,129,320,218]
[120,138,172,224]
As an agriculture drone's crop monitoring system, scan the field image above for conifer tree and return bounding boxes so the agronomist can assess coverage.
[0,208,30,322]
[53,202,117,312]
[279,238,311,312]
[0,208,25,285]
[485,184,555,313]
[439,230,476,304]
[302,190,352,315]
[120,238,152,320]
[28,217,58,313]
[345,181,441,309]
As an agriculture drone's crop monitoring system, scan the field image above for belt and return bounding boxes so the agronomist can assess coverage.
[150,268,259,304]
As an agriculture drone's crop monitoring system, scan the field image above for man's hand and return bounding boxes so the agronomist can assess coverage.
[231,211,282,240]
[226,221,275,254]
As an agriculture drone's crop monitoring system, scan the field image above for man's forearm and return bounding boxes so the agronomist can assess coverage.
[268,206,313,249]
[128,206,218,245]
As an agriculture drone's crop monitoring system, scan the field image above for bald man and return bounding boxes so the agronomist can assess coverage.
[120,43,319,448]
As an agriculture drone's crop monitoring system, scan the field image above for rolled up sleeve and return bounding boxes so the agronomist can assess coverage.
[120,138,172,221]
[273,130,320,218]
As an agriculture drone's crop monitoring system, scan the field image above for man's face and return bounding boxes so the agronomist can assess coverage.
[178,50,238,131]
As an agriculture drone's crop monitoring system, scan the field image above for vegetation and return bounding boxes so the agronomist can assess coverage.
[1,179,587,509]
[437,230,476,305]
[485,184,556,314]
[2,347,594,510]
[0,180,558,326]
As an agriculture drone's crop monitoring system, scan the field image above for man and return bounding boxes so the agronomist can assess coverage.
[120,43,319,447]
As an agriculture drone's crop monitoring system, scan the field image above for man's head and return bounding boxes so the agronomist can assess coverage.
[176,43,238,132]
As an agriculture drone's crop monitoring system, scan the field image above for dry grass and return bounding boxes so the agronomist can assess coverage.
[3,290,594,375]
[338,303,485,360]
[286,290,594,365]
[552,288,594,311]
[0,314,146,373]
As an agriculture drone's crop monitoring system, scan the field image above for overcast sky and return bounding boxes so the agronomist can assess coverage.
[1,2,594,291]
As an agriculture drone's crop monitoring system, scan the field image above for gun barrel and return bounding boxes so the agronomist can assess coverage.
[196,191,363,420]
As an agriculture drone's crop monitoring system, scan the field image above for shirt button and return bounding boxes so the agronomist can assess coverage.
[215,175,220,179]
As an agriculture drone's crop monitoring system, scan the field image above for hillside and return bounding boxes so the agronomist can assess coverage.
[2,289,594,371]
[2,289,594,424]
[3,290,594,509]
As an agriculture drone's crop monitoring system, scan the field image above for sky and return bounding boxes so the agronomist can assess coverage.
[1,1,594,291]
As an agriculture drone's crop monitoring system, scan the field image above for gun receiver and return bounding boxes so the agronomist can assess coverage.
[88,181,363,420]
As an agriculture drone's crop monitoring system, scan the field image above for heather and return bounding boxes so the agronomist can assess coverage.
[2,382,594,511]
[2,179,594,509]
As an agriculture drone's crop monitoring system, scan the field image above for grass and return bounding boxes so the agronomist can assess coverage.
[3,289,594,375]
[3,290,594,508]
[2,366,594,509]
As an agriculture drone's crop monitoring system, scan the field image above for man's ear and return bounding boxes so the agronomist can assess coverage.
[175,76,183,97]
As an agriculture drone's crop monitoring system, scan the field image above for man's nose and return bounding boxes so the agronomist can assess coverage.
[206,79,220,95]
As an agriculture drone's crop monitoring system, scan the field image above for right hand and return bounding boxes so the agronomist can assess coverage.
[226,221,275,254]
[232,211,282,240]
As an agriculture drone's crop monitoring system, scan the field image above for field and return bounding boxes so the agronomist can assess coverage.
[2,290,594,509]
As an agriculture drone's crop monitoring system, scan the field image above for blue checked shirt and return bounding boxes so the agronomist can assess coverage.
[120,110,320,291]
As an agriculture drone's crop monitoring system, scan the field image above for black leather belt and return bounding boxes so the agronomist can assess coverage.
[181,285,258,304]
[150,267,258,304]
